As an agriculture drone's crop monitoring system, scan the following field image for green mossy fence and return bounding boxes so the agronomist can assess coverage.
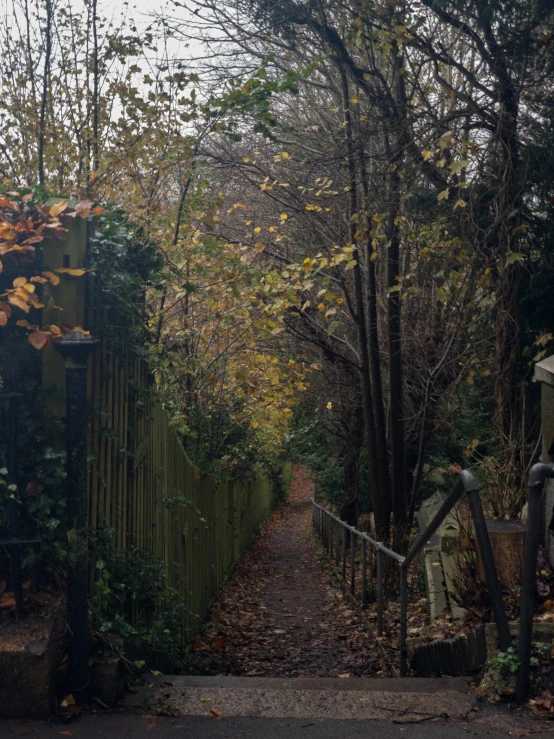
[40,207,291,647]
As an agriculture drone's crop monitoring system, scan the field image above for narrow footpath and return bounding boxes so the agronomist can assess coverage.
[187,466,386,677]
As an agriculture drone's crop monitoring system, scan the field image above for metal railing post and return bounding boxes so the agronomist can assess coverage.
[399,566,408,676]
[516,463,554,703]
[335,519,340,566]
[466,483,511,651]
[361,537,367,608]
[350,529,356,595]
[342,526,347,579]
[376,547,383,636]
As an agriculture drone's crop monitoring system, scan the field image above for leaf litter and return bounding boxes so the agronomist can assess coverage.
[186,466,400,678]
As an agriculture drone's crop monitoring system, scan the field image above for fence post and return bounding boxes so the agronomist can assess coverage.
[53,331,99,703]
[335,519,340,567]
[350,530,356,595]
[376,547,383,636]
[342,527,347,579]
[399,566,408,676]
[361,537,367,608]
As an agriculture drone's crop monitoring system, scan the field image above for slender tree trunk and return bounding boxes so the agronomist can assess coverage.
[38,0,53,186]
[385,44,408,528]
[91,0,100,175]
[359,145,390,512]
[341,71,388,538]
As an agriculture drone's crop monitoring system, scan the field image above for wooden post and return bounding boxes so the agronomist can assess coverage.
[41,202,89,419]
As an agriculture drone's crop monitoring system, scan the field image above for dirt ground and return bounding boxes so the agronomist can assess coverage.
[186,466,396,677]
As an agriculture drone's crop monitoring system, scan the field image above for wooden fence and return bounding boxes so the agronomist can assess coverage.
[41,209,290,647]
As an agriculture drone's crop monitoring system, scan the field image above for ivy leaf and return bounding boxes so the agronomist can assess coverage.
[437,189,449,202]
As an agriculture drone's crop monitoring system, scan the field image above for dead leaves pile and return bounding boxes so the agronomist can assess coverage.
[188,467,401,678]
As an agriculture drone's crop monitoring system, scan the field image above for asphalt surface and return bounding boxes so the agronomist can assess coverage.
[0,714,553,738]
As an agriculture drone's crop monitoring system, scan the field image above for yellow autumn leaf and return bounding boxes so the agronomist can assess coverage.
[8,293,29,312]
[54,268,87,276]
[280,213,288,220]
[422,150,432,161]
[49,200,69,217]
[42,271,60,286]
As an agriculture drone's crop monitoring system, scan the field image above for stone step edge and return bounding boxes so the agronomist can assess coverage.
[135,675,471,694]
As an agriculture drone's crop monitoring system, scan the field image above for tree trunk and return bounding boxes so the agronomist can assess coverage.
[341,70,388,538]
[38,0,53,186]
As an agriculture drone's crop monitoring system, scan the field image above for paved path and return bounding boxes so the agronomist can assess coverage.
[1,712,553,738]
[187,466,385,677]
[2,468,553,737]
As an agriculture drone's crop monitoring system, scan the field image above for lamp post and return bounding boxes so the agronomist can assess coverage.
[53,331,98,703]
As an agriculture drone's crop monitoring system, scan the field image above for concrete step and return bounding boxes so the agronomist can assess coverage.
[128,675,476,721]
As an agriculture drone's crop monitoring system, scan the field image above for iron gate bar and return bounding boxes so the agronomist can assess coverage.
[350,529,355,595]
[361,537,367,608]
[376,547,383,636]
[342,527,347,578]
[312,468,509,676]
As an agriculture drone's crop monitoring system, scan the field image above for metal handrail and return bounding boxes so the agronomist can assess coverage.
[312,469,510,676]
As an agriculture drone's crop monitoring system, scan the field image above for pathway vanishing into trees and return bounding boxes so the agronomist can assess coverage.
[187,467,388,678]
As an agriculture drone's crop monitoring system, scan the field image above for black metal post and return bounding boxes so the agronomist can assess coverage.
[350,530,356,595]
[466,488,511,651]
[516,463,554,703]
[342,527,347,579]
[335,520,340,567]
[361,537,367,608]
[53,332,98,704]
[399,566,408,676]
[376,547,383,636]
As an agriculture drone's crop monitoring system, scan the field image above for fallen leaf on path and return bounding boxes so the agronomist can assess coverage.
[209,708,222,717]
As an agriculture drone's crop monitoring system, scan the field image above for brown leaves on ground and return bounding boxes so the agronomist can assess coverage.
[187,466,398,678]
